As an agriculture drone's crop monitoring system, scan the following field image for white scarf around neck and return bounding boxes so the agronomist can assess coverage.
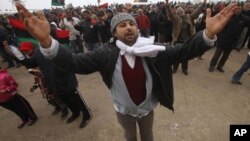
[116,36,165,68]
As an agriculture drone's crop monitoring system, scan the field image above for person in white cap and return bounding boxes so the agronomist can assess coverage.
[16,2,237,141]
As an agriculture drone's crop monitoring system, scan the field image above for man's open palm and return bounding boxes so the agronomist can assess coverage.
[206,3,237,37]
[16,2,51,47]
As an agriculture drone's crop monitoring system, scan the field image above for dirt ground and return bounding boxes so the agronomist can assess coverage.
[0,48,250,141]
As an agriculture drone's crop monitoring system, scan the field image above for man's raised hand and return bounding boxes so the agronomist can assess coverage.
[205,3,237,39]
[16,2,52,48]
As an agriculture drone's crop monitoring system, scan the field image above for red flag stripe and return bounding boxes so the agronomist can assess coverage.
[8,17,69,40]
[98,3,108,9]
[8,17,26,30]
[56,30,69,39]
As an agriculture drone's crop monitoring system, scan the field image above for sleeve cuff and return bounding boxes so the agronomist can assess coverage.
[202,30,217,47]
[39,38,59,60]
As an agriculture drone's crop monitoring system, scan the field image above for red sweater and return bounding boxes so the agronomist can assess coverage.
[135,14,150,30]
[121,56,146,106]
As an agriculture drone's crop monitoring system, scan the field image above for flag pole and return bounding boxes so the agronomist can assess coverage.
[98,0,100,6]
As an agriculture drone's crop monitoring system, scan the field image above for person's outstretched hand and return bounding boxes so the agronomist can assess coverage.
[16,2,51,48]
[205,3,237,39]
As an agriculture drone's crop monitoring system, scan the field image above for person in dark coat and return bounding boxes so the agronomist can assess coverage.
[18,42,69,120]
[96,11,112,45]
[79,10,101,51]
[14,41,92,128]
[148,5,159,42]
[209,4,250,72]
[157,5,173,43]
[0,23,15,68]
[16,2,237,141]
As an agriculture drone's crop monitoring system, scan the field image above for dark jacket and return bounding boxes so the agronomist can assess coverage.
[0,27,8,48]
[20,48,78,95]
[52,31,212,111]
[217,14,250,49]
[97,20,112,43]
[157,7,173,42]
[79,19,100,43]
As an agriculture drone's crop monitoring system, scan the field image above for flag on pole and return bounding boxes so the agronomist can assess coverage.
[97,0,101,6]
[8,17,70,47]
[133,0,148,2]
[52,0,65,6]
[98,3,108,9]
[54,30,70,44]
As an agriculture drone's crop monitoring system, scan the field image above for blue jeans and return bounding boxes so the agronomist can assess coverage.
[232,55,250,81]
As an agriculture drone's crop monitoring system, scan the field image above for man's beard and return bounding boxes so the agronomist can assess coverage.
[123,33,138,46]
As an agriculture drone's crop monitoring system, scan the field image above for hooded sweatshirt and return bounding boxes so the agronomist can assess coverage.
[0,69,18,103]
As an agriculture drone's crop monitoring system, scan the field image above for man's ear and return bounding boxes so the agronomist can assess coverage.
[114,32,117,38]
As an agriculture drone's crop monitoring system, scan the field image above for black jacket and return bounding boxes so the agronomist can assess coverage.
[217,14,250,49]
[20,48,78,95]
[52,31,212,111]
[79,19,100,43]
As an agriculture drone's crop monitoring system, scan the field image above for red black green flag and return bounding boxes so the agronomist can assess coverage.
[52,0,65,6]
[54,29,69,44]
[8,17,39,47]
[8,17,70,46]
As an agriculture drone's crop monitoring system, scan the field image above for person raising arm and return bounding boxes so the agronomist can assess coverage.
[15,2,237,141]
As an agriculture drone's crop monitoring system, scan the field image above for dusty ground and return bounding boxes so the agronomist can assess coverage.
[0,48,250,141]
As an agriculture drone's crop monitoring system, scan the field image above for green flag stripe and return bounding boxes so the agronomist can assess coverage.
[17,38,39,48]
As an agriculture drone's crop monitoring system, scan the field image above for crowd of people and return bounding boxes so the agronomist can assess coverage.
[0,0,249,140]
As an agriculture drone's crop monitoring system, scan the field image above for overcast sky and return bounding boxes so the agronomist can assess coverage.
[0,0,174,11]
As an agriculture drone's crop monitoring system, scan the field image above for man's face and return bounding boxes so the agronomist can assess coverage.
[122,8,128,13]
[107,12,113,18]
[151,6,157,12]
[235,5,242,15]
[138,10,143,15]
[51,13,57,19]
[114,20,138,46]
[66,12,72,20]
[98,15,106,21]
[176,7,185,16]
[185,5,194,14]
[83,12,91,20]
[244,2,250,11]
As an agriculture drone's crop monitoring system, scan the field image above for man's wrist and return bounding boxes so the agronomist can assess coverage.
[205,29,215,39]
[39,38,60,60]
[40,36,52,48]
[202,30,217,46]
